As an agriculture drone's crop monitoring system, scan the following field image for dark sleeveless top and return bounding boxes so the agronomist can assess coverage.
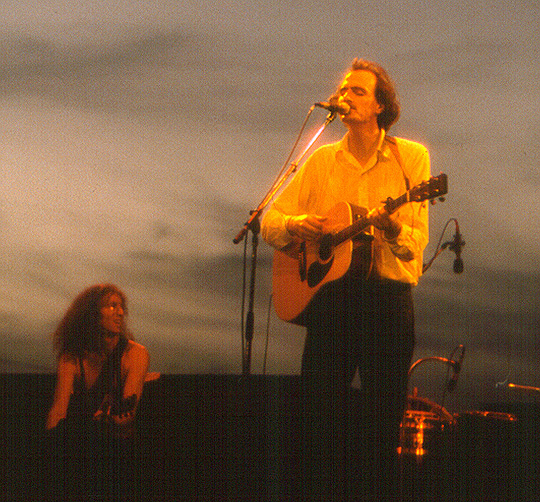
[66,337,130,434]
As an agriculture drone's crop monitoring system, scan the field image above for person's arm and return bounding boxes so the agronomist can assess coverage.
[46,354,77,430]
[368,145,431,262]
[262,148,329,250]
[109,341,149,427]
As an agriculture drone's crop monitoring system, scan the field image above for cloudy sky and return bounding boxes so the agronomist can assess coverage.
[0,0,539,411]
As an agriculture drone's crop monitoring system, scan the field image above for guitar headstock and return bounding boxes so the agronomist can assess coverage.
[385,174,448,213]
[410,173,448,203]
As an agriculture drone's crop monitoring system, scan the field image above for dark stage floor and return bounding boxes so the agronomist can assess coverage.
[0,374,538,501]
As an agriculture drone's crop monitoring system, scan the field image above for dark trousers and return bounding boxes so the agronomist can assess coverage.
[299,276,415,499]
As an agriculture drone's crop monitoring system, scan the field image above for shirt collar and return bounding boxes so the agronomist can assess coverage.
[337,128,386,153]
[336,129,388,170]
[375,128,387,153]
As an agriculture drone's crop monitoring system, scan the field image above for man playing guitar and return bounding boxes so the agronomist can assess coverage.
[261,59,431,498]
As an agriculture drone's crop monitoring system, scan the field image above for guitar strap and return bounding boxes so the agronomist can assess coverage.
[386,136,410,191]
[109,336,129,406]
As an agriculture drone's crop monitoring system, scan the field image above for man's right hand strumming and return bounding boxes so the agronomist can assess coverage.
[285,214,327,241]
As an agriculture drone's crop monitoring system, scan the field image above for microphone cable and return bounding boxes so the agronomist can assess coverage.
[422,217,462,274]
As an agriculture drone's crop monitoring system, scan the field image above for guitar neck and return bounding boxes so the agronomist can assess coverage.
[331,194,407,247]
[332,215,370,247]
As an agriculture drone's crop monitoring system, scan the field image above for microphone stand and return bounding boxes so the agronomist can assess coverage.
[497,381,540,394]
[407,346,464,408]
[233,108,339,376]
[422,218,461,274]
[408,356,458,379]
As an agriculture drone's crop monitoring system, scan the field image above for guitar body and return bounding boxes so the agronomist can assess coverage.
[272,202,372,325]
[270,174,448,326]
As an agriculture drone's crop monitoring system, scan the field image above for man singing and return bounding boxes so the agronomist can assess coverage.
[261,59,430,498]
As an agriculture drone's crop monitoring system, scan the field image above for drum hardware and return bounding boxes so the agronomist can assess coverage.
[399,395,456,458]
[399,347,465,458]
[454,410,517,459]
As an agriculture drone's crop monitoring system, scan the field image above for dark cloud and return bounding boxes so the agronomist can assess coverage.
[0,28,332,133]
[394,38,537,86]
[125,250,249,291]
[0,332,52,373]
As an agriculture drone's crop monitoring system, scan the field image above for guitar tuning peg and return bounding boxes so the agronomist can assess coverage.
[430,197,446,205]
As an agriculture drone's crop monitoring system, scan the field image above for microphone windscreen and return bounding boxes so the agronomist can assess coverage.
[453,258,464,274]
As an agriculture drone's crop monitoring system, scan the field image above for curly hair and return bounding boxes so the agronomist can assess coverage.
[348,58,401,131]
[53,283,133,357]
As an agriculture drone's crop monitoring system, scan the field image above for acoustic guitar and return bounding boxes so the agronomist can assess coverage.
[271,174,448,325]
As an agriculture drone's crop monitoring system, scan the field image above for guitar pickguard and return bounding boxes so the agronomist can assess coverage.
[307,256,335,288]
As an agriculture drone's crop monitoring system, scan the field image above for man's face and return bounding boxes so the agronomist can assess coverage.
[99,293,125,335]
[337,70,384,127]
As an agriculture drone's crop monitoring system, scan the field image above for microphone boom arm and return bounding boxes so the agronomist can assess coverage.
[233,105,339,376]
[233,106,337,244]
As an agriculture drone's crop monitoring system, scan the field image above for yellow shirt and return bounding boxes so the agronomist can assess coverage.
[261,131,431,285]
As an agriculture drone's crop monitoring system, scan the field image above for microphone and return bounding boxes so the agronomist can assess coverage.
[449,221,465,274]
[315,101,350,115]
[447,345,465,392]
